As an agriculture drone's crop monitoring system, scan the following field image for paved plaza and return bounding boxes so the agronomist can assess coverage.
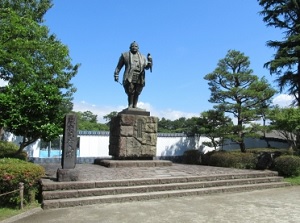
[41,163,275,181]
[2,164,300,223]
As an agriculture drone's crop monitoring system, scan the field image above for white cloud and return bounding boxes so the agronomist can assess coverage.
[73,100,199,123]
[131,101,199,120]
[272,94,294,107]
[73,101,126,123]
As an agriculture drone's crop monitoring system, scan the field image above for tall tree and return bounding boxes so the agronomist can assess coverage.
[258,0,300,106]
[204,50,276,152]
[0,0,79,151]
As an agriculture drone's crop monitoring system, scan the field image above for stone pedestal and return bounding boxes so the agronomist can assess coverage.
[109,108,158,159]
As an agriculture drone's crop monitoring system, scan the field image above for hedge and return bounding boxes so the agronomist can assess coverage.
[182,150,201,164]
[0,158,45,207]
[0,141,27,160]
[208,151,256,169]
[274,155,300,177]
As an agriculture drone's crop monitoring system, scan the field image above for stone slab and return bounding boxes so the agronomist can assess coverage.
[95,159,173,168]
[61,114,78,169]
[119,108,150,116]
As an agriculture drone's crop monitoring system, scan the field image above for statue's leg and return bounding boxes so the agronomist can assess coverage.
[133,95,139,108]
[133,85,143,108]
[125,82,134,108]
[128,95,134,108]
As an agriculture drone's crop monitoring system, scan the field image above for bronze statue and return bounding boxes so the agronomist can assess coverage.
[114,41,152,108]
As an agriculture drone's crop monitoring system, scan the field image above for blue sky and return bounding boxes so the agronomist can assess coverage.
[3,0,294,122]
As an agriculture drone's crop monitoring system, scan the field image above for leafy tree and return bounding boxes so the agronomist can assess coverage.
[204,50,276,152]
[198,110,233,150]
[75,111,109,131]
[258,0,300,106]
[157,117,189,133]
[0,82,65,152]
[181,117,202,136]
[103,111,118,126]
[0,0,79,152]
[268,106,300,150]
[158,118,173,133]
[79,111,98,123]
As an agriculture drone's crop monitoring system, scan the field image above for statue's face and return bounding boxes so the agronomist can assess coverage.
[130,43,139,54]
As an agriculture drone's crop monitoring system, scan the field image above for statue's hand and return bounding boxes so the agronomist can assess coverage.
[114,75,119,82]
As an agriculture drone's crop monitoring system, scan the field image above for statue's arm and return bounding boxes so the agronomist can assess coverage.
[114,54,124,82]
[145,53,152,72]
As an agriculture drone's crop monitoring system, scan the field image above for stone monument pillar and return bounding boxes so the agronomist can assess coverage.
[109,108,158,159]
[57,113,79,181]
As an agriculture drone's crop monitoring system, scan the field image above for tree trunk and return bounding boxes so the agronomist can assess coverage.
[0,127,4,140]
[17,144,25,154]
[17,136,27,154]
[239,142,246,153]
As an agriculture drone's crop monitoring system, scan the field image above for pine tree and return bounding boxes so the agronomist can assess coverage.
[204,50,276,152]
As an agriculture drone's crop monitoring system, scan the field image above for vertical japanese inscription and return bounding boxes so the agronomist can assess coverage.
[137,119,143,138]
[62,114,78,169]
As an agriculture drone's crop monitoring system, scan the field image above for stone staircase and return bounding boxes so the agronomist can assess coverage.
[41,171,290,209]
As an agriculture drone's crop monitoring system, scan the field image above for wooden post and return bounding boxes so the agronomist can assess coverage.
[19,182,24,210]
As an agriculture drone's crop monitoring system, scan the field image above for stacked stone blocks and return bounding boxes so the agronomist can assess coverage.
[109,111,158,159]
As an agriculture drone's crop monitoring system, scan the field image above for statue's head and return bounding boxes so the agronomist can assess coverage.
[129,41,139,54]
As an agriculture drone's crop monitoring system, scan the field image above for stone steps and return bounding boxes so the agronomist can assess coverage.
[41,172,290,209]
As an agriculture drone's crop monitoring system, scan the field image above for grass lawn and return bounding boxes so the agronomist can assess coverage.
[0,202,40,221]
[285,176,300,185]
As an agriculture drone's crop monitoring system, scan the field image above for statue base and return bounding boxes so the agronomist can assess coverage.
[109,109,158,159]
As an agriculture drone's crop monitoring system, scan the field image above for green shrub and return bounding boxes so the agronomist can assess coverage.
[274,155,300,177]
[0,158,45,207]
[201,151,216,165]
[182,150,201,164]
[0,141,27,161]
[207,151,256,169]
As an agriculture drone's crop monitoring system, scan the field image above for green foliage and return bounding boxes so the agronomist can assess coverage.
[0,83,65,151]
[284,176,300,185]
[247,148,290,155]
[207,151,257,169]
[0,202,40,221]
[274,155,300,177]
[268,107,300,150]
[0,158,45,207]
[182,150,201,164]
[78,111,98,123]
[197,110,233,149]
[158,117,202,134]
[258,0,300,105]
[0,0,80,152]
[74,111,109,131]
[0,141,27,160]
[158,117,186,133]
[204,50,276,152]
[103,111,118,126]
